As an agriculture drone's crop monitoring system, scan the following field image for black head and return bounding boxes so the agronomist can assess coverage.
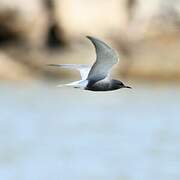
[111,79,132,90]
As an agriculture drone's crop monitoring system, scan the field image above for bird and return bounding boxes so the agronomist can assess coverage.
[48,36,131,91]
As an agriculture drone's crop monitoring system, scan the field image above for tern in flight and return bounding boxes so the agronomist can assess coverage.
[48,36,131,91]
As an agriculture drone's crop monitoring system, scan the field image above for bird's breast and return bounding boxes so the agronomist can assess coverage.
[86,79,112,91]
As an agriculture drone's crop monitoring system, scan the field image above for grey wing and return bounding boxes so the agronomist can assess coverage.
[48,64,91,80]
[86,36,119,82]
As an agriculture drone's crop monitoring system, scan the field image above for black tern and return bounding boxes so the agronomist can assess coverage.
[48,36,131,91]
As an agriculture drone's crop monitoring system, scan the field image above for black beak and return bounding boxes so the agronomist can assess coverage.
[124,85,132,89]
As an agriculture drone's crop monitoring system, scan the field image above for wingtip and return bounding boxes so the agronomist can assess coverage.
[86,35,93,40]
[47,64,59,67]
[86,35,113,50]
[47,64,54,66]
[86,36,99,41]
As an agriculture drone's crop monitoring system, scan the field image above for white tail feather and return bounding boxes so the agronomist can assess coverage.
[57,80,88,89]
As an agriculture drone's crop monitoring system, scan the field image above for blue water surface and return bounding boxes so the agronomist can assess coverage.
[0,82,180,180]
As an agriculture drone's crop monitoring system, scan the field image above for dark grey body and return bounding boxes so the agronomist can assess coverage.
[85,79,130,91]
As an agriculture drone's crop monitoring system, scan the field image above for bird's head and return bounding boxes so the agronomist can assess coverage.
[112,79,132,89]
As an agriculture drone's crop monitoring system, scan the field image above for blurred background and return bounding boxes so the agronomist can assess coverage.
[0,0,180,180]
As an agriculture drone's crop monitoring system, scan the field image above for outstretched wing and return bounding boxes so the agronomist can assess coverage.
[86,36,119,82]
[48,64,91,80]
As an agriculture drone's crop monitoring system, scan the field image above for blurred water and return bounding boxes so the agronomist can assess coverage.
[0,82,180,180]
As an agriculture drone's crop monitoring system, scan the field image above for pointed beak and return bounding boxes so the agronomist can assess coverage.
[124,85,132,89]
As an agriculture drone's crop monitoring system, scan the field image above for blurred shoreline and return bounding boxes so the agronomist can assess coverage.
[0,0,180,82]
